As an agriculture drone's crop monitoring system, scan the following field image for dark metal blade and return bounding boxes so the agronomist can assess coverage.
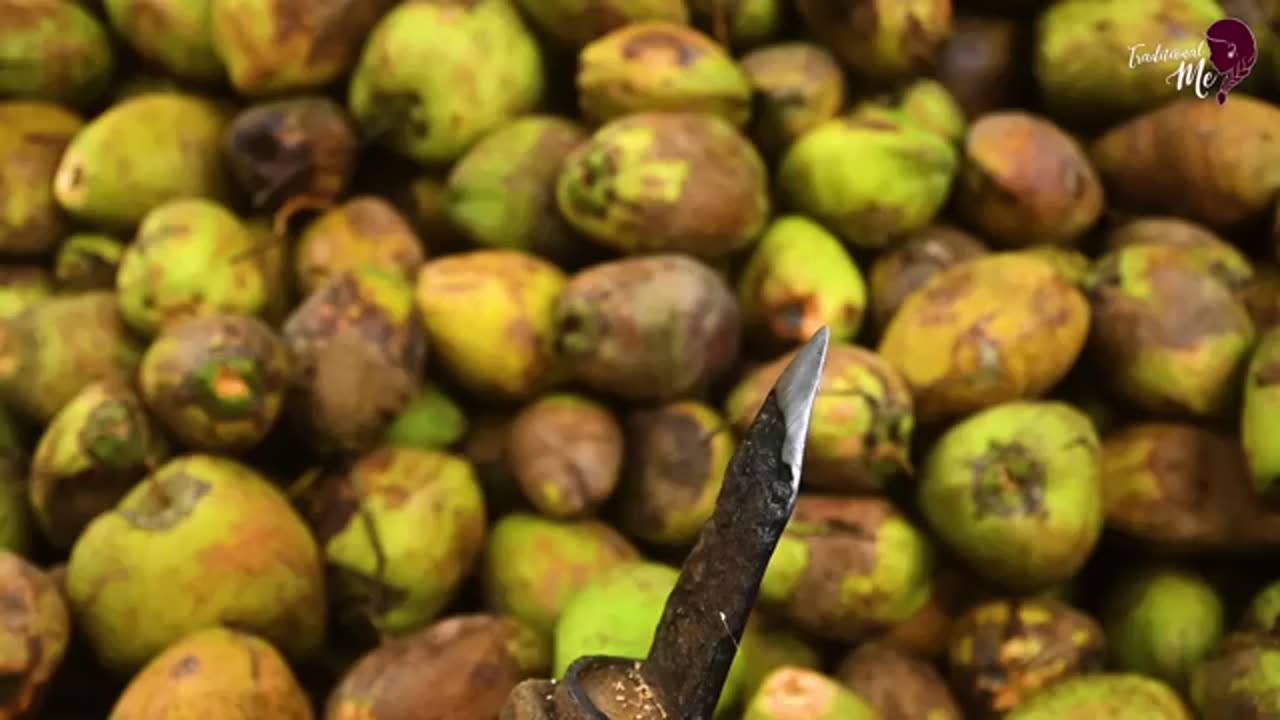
[642,326,829,719]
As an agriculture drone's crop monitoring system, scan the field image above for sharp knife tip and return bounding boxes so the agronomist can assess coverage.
[773,327,829,485]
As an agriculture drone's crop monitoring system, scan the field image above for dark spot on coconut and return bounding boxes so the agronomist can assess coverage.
[1088,286,1179,386]
[81,398,147,467]
[369,91,431,143]
[840,301,863,329]
[570,147,620,221]
[614,408,718,538]
[117,472,211,531]
[1145,427,1216,509]
[290,271,423,369]
[1205,260,1248,290]
[621,29,704,66]
[969,441,1046,519]
[468,660,505,690]
[1029,281,1075,329]
[233,138,309,208]
[170,654,200,679]
[63,162,84,192]
[781,499,891,639]
[622,408,712,528]
[921,266,976,309]
[839,371,911,484]
[958,605,1030,706]
[952,599,1107,714]
[0,590,26,616]
[1147,262,1248,350]
[554,306,600,358]
[335,609,529,712]
[510,401,622,517]
[156,320,286,439]
[35,399,156,546]
[231,117,287,164]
